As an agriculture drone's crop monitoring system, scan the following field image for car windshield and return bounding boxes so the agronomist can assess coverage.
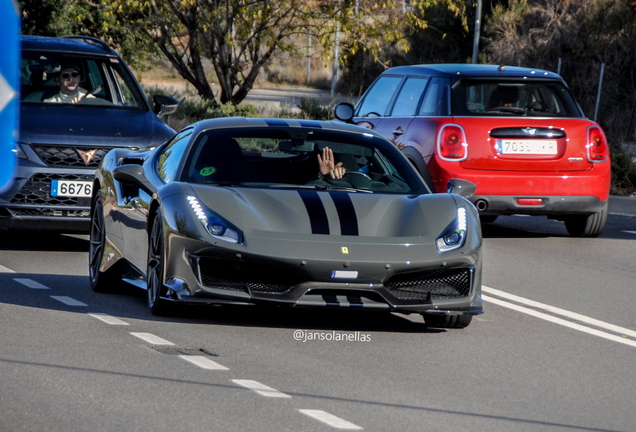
[181,128,426,194]
[451,79,582,117]
[20,52,146,109]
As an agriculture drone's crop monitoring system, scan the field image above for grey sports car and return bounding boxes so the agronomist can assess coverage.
[89,117,483,328]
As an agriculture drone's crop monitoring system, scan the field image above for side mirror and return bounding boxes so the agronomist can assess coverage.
[113,164,156,195]
[446,179,476,198]
[153,94,179,117]
[333,102,354,122]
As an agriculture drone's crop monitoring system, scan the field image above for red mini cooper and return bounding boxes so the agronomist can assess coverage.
[334,64,610,237]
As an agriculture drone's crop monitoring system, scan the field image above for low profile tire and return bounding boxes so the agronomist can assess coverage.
[147,211,170,316]
[563,202,608,238]
[479,215,498,224]
[423,314,473,329]
[89,190,118,293]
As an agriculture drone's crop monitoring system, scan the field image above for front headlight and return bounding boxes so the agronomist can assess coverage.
[187,195,242,244]
[13,143,27,159]
[436,207,467,253]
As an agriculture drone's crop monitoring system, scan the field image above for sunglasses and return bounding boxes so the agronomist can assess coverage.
[61,72,80,79]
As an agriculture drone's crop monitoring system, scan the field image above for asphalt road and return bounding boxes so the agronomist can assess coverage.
[1,204,635,431]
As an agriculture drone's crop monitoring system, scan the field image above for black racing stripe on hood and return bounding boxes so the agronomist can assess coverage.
[298,189,330,234]
[329,191,359,236]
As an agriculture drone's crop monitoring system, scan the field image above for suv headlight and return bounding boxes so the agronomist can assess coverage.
[13,143,27,159]
[436,207,467,253]
[187,195,243,244]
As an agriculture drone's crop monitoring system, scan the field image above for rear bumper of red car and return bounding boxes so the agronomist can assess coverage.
[430,158,610,216]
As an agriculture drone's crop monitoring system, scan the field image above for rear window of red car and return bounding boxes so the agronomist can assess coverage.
[451,79,583,118]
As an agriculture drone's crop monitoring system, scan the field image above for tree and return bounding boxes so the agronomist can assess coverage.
[65,0,467,106]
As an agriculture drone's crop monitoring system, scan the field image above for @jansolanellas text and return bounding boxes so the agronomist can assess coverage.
[293,330,371,343]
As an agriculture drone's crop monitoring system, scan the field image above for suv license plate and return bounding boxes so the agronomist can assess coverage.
[496,139,557,155]
[51,180,92,197]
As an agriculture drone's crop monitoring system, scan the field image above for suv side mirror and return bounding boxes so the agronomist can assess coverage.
[446,179,476,198]
[153,95,179,117]
[333,102,354,122]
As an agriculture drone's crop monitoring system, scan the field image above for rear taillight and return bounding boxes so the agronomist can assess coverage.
[437,125,467,161]
[587,126,608,163]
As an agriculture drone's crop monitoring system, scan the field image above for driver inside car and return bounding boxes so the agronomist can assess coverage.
[44,63,95,104]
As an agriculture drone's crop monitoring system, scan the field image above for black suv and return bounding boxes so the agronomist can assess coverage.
[1,35,178,232]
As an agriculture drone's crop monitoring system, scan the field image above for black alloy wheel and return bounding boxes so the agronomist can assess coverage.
[89,190,113,292]
[147,211,169,315]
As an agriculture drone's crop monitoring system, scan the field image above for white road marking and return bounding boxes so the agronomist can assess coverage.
[232,379,291,398]
[483,295,636,348]
[0,264,15,273]
[178,355,229,370]
[130,332,175,346]
[483,286,636,338]
[14,278,49,289]
[50,296,87,306]
[299,410,363,430]
[88,313,129,326]
[622,230,636,235]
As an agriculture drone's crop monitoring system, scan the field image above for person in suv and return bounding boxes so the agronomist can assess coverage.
[1,35,178,233]
[334,64,611,237]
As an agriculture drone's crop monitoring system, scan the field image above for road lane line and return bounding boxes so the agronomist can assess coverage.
[50,296,87,306]
[178,355,229,370]
[0,264,15,273]
[14,278,49,289]
[231,379,291,398]
[299,410,363,430]
[482,286,636,338]
[88,313,129,326]
[483,295,636,348]
[623,230,636,235]
[130,332,174,346]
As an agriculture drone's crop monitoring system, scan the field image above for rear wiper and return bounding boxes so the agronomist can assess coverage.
[485,106,527,115]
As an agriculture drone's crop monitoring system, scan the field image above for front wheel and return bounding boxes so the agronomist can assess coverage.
[89,190,118,292]
[563,202,608,237]
[422,314,473,329]
[147,211,170,316]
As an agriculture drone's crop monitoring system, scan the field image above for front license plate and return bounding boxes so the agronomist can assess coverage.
[496,139,557,155]
[51,180,92,197]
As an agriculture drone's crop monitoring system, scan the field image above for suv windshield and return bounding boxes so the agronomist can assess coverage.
[20,52,145,109]
[451,79,582,117]
[181,129,424,194]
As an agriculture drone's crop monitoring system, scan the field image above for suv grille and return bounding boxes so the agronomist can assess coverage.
[32,145,113,168]
[9,173,93,207]
[384,267,471,300]
[198,258,296,295]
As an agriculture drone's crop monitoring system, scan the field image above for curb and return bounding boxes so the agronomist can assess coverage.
[609,195,636,216]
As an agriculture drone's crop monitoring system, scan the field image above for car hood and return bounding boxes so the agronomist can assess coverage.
[19,104,173,147]
[188,185,459,240]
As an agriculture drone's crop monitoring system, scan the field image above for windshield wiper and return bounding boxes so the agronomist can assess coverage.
[485,106,528,115]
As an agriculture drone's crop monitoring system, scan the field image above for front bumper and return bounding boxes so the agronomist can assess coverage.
[159,242,484,316]
[0,171,93,232]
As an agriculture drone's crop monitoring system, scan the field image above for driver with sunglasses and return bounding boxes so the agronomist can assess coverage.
[44,63,95,104]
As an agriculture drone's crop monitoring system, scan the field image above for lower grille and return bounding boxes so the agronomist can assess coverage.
[384,267,471,300]
[198,258,296,295]
[9,173,93,207]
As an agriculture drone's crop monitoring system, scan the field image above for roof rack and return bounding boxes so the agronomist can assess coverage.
[60,35,113,53]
